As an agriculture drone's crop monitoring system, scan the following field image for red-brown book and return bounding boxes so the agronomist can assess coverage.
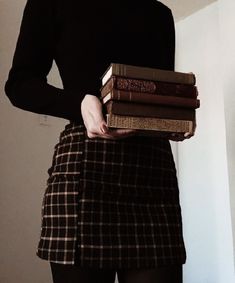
[101,76,198,98]
[104,100,195,121]
[102,89,200,109]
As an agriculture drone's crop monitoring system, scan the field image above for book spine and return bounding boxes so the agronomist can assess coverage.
[105,101,195,121]
[106,114,193,133]
[103,89,200,109]
[111,63,196,85]
[101,76,198,98]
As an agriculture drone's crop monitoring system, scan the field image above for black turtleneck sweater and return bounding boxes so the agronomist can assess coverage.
[5,0,175,123]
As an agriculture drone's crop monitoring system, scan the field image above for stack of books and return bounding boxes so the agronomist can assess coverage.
[100,63,200,139]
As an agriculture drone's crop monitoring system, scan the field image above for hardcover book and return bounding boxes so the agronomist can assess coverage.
[101,75,198,98]
[102,89,200,109]
[102,63,196,86]
[104,100,196,121]
[135,130,188,139]
[106,113,194,133]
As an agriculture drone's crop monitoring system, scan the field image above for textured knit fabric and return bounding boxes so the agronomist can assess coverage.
[5,0,187,268]
[37,123,186,268]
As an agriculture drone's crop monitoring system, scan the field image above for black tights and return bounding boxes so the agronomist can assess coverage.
[50,262,183,283]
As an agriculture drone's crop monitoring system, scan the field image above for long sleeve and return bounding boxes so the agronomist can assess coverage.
[164,9,175,71]
[151,5,175,72]
[4,0,95,122]
[4,0,176,123]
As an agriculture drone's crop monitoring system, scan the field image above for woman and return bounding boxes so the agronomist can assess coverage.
[5,0,186,282]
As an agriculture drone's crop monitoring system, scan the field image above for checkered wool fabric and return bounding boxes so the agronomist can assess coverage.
[36,122,186,269]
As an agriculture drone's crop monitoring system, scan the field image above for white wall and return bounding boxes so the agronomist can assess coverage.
[218,0,235,264]
[175,1,235,282]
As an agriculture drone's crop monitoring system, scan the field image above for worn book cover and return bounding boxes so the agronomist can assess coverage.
[102,63,196,86]
[101,75,198,98]
[106,113,194,133]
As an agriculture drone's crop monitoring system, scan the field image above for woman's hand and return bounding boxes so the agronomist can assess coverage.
[169,121,197,141]
[81,94,137,139]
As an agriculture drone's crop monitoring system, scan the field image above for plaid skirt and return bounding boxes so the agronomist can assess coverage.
[36,122,186,269]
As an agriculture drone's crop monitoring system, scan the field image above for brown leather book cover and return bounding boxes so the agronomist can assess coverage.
[102,89,200,109]
[106,113,194,133]
[101,63,196,86]
[104,100,195,121]
[101,76,198,98]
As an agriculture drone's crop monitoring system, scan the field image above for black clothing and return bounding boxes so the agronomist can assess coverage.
[36,123,186,267]
[5,0,175,123]
[5,0,186,269]
[50,262,182,283]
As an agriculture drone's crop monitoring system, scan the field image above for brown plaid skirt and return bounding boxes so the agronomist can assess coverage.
[36,122,186,269]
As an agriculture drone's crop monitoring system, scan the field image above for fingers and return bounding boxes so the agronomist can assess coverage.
[109,128,137,136]
[100,121,109,134]
[169,131,195,141]
[169,133,185,141]
[87,127,137,140]
[184,132,194,138]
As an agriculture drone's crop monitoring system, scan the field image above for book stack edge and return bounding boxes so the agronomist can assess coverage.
[100,63,199,139]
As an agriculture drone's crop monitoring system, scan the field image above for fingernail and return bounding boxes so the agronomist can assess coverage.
[102,124,108,133]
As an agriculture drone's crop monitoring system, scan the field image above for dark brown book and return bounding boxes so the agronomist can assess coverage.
[102,63,196,86]
[102,89,200,109]
[104,100,195,121]
[135,130,189,139]
[101,76,198,98]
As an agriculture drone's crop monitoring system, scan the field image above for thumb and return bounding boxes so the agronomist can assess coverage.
[100,120,109,134]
